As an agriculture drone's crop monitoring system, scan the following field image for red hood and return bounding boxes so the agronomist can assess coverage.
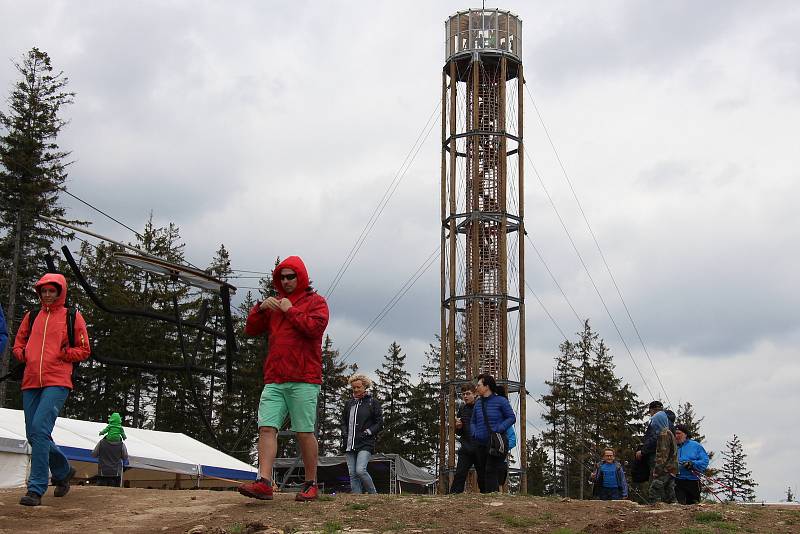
[272,256,310,299]
[34,273,67,308]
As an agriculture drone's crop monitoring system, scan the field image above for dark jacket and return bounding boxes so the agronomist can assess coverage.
[340,393,383,453]
[92,438,129,477]
[244,256,329,385]
[470,394,515,444]
[455,402,475,450]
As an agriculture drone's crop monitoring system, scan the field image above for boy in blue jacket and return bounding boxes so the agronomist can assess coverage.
[674,424,709,504]
[591,448,629,500]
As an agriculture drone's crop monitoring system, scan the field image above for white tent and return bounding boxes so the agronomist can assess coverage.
[0,408,257,489]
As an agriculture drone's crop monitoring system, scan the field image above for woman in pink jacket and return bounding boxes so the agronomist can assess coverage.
[12,273,90,506]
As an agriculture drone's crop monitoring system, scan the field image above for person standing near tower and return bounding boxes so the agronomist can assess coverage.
[238,256,329,502]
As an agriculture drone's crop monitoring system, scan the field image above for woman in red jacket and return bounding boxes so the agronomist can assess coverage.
[12,273,90,506]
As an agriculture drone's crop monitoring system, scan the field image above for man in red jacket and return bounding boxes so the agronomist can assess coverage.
[238,256,329,502]
[12,273,91,506]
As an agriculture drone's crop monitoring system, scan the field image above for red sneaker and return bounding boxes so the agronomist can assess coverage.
[239,478,273,500]
[295,480,319,501]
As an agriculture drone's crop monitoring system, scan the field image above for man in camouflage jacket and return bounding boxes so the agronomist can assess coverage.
[649,426,678,503]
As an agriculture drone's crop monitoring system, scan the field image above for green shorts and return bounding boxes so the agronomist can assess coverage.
[258,382,320,433]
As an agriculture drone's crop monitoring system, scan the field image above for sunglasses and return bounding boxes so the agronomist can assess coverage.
[279,273,297,281]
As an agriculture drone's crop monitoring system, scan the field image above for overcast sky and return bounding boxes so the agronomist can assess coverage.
[1,1,798,501]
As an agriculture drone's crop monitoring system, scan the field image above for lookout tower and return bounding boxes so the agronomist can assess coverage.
[439,7,527,492]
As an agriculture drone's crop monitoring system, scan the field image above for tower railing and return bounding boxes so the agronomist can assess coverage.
[445,8,522,60]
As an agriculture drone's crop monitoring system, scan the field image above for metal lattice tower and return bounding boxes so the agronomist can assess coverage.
[439,7,527,493]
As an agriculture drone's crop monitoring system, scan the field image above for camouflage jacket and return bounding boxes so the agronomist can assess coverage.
[653,427,679,477]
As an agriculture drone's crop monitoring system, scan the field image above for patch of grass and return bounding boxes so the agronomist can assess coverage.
[623,528,659,534]
[694,511,724,523]
[348,502,369,511]
[678,529,709,534]
[539,512,554,521]
[322,520,342,533]
[317,494,335,502]
[491,512,537,528]
[282,526,298,534]
[228,523,244,534]
[710,522,738,531]
[551,529,578,534]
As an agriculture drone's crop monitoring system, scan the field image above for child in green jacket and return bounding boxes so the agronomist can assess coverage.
[99,412,127,442]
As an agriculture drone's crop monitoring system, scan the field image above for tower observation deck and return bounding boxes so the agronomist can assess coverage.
[439,8,527,492]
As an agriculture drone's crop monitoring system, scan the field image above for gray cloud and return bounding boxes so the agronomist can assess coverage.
[2,0,798,500]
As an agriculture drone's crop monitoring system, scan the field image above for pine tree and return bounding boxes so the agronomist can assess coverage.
[525,434,551,496]
[720,434,757,502]
[540,320,641,498]
[403,345,440,469]
[0,48,77,406]
[317,335,355,456]
[373,341,412,455]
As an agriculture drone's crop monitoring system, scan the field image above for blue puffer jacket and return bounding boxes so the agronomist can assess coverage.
[470,394,515,444]
[0,305,7,355]
[642,411,669,455]
[677,439,709,480]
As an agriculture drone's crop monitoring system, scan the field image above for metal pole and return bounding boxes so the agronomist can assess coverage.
[518,64,528,494]
[446,59,459,492]
[39,215,160,260]
[439,68,449,494]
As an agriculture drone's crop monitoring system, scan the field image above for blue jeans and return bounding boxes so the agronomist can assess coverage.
[598,486,622,500]
[22,387,71,496]
[346,449,376,494]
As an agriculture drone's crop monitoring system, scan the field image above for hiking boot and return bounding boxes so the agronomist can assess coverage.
[53,466,77,497]
[238,478,273,500]
[295,480,319,502]
[19,491,41,506]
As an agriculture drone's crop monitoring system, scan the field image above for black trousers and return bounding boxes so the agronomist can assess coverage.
[676,478,702,504]
[450,445,482,493]
[96,475,121,487]
[475,444,506,493]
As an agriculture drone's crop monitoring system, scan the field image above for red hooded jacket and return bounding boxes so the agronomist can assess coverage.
[244,256,329,385]
[12,273,91,390]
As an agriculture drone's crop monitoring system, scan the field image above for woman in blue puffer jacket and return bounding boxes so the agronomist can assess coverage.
[470,373,515,493]
[675,424,709,504]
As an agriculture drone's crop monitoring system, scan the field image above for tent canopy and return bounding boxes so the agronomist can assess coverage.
[0,408,256,488]
[273,453,436,494]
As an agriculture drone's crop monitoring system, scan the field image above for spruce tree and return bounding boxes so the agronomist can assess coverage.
[720,434,757,502]
[540,320,641,498]
[373,341,412,455]
[317,335,356,456]
[403,345,440,469]
[0,48,77,406]
[525,434,551,496]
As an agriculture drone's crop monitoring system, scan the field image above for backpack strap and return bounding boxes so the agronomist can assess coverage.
[27,309,40,335]
[28,307,77,347]
[66,306,76,347]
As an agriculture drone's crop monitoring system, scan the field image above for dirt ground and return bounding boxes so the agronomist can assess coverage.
[1,486,798,534]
